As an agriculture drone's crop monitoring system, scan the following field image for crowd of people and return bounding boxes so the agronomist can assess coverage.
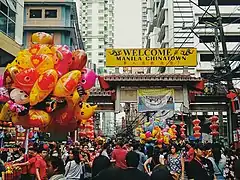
[0,138,239,180]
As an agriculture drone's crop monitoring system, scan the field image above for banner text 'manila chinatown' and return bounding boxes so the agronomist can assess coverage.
[105,48,197,67]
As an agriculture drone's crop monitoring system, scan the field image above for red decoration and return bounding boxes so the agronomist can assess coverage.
[179,121,186,139]
[209,115,219,137]
[227,91,238,113]
[170,123,177,140]
[192,119,201,139]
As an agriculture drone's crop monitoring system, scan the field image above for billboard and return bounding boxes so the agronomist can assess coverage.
[106,48,197,67]
[137,89,175,112]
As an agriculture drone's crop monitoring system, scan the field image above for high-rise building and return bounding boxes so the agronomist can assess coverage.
[80,0,115,75]
[0,0,24,73]
[23,0,84,50]
[142,0,147,48]
[144,0,240,76]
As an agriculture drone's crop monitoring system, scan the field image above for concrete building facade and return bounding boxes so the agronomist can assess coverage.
[23,0,84,50]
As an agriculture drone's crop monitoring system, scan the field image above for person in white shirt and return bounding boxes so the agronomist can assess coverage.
[65,149,83,180]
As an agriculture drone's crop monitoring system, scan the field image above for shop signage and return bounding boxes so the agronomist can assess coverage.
[106,48,197,67]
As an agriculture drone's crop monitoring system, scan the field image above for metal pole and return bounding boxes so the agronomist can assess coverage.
[214,0,236,144]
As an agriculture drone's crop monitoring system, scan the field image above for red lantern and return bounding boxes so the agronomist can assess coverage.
[179,121,186,139]
[209,115,219,137]
[3,122,7,126]
[192,119,201,139]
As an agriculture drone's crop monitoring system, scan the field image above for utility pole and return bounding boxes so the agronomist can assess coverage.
[214,0,237,143]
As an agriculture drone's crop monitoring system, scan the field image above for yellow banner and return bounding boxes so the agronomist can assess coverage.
[105,48,197,67]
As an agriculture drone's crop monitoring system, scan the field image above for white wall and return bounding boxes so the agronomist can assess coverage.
[15,0,24,45]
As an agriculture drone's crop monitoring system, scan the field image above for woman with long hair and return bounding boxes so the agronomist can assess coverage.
[167,144,185,180]
[65,148,84,180]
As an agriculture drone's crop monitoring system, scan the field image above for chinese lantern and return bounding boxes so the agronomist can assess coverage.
[192,118,201,139]
[227,91,238,113]
[209,115,219,137]
[170,124,177,140]
[179,121,186,139]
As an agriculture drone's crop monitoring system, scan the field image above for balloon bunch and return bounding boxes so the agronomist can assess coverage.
[0,32,104,133]
[136,119,177,145]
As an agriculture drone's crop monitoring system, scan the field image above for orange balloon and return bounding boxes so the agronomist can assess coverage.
[31,32,53,45]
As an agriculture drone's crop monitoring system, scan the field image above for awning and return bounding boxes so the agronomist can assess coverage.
[6,0,16,13]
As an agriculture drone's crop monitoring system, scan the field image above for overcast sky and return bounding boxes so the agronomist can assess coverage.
[114,0,142,48]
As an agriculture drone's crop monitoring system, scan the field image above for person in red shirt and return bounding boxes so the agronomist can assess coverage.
[111,141,127,169]
[35,148,48,180]
[13,147,38,180]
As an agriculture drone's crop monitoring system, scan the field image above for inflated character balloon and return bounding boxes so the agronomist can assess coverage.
[0,87,9,102]
[30,69,58,106]
[72,85,90,106]
[10,88,29,105]
[52,45,72,77]
[74,102,97,124]
[30,54,54,74]
[53,70,81,97]
[33,96,67,113]
[14,68,39,94]
[79,68,97,90]
[31,32,54,45]
[13,109,51,128]
[70,49,87,71]
[3,66,19,88]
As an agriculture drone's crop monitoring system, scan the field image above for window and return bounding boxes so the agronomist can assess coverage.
[99,31,104,34]
[87,31,92,34]
[99,45,103,49]
[0,12,7,33]
[9,9,15,21]
[0,2,8,15]
[98,9,104,13]
[98,59,104,63]
[7,19,15,39]
[98,16,104,20]
[98,52,104,56]
[86,45,92,49]
[30,9,42,18]
[45,9,57,18]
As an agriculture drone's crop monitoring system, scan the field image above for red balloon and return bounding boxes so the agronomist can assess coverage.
[70,50,87,71]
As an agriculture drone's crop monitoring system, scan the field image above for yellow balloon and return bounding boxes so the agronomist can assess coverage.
[0,103,11,121]
[53,70,81,97]
[11,49,33,69]
[74,102,97,121]
[140,133,146,139]
[30,69,58,106]
[31,54,54,74]
[72,89,90,106]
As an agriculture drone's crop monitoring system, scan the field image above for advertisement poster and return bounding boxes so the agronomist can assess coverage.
[137,89,175,112]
